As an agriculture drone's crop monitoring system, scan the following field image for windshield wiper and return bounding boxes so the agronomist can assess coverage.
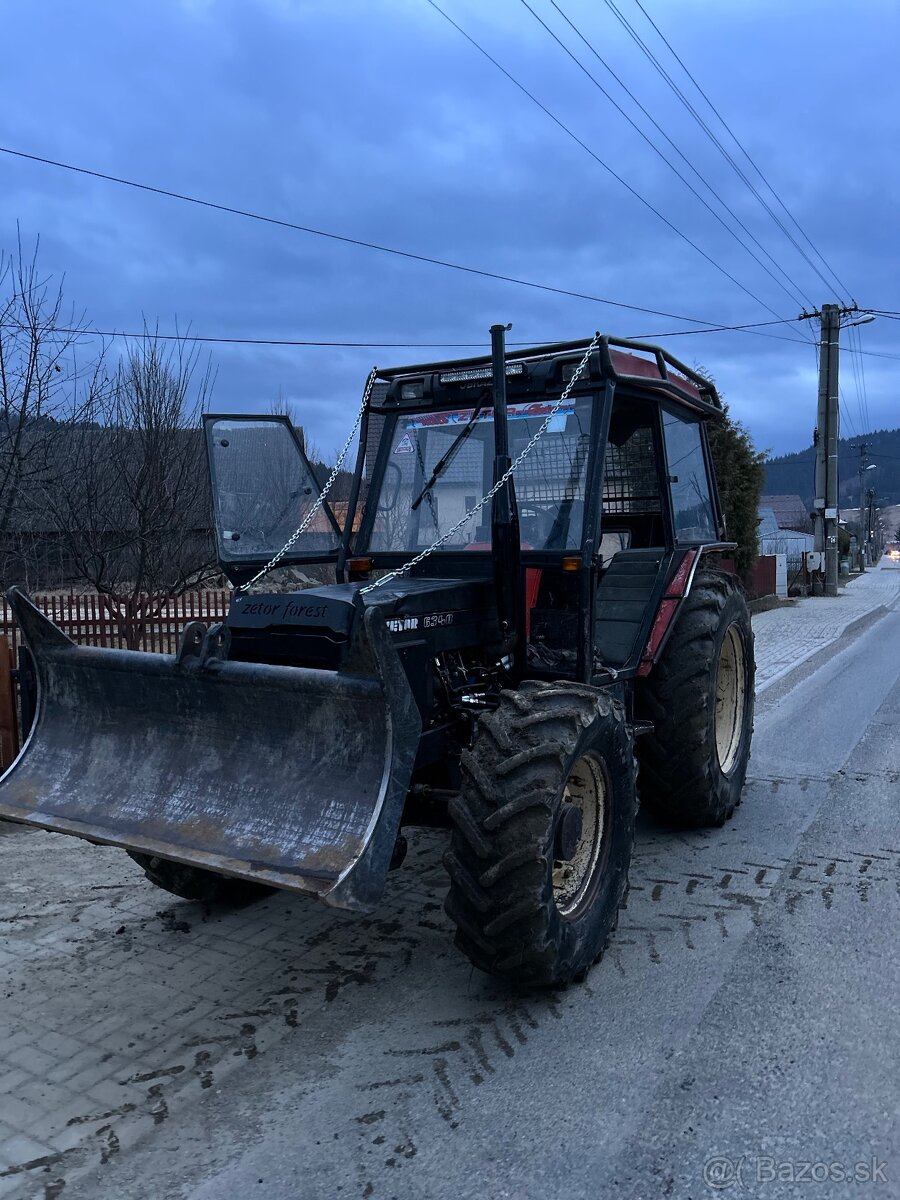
[410,403,486,511]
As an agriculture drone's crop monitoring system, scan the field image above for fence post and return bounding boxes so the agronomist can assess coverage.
[0,635,20,770]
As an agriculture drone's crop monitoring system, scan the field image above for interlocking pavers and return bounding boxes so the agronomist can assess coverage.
[753,560,900,691]
[0,560,898,1194]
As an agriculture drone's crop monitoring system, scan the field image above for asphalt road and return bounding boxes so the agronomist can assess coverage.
[2,603,899,1200]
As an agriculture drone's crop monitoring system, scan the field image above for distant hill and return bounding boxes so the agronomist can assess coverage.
[764,427,900,509]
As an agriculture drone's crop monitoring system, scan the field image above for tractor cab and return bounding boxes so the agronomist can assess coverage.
[205,332,730,684]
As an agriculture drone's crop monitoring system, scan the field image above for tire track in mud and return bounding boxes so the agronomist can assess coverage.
[5,771,899,1198]
[347,995,564,1196]
[343,785,900,1194]
[0,834,447,1197]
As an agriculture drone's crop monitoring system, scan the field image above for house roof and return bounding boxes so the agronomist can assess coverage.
[759,494,814,534]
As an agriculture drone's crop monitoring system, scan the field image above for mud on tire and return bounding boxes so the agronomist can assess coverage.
[636,569,755,828]
[127,852,272,905]
[444,681,637,987]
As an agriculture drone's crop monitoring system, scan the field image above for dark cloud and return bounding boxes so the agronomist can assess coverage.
[1,0,896,456]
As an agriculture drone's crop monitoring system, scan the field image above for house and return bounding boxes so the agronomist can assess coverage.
[758,501,814,592]
[759,494,814,534]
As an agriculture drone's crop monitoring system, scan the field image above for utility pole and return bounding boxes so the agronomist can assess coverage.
[813,303,841,595]
[801,304,876,593]
[866,487,876,564]
[857,442,868,570]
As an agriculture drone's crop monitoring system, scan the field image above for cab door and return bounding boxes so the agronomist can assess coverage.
[204,415,343,586]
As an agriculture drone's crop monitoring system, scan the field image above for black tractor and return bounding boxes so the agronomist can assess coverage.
[0,328,754,986]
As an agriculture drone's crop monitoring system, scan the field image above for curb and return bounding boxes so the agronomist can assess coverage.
[755,602,890,698]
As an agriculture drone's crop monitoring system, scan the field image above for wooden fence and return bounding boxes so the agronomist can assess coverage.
[0,590,232,656]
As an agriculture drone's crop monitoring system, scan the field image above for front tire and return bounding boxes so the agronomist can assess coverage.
[127,852,272,904]
[444,681,636,987]
[636,569,755,827]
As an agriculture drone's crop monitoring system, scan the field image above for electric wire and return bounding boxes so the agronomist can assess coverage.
[838,385,858,439]
[629,0,855,303]
[1,151,892,357]
[11,319,893,358]
[603,0,850,303]
[842,319,867,434]
[847,323,869,432]
[813,336,859,441]
[853,324,872,432]
[6,315,803,348]
[854,327,869,433]
[534,0,817,314]
[0,145,732,329]
[423,0,803,332]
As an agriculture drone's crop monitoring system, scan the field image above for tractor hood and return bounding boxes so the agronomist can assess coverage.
[226,577,501,671]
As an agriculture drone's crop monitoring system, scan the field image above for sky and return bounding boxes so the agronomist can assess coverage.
[1,0,897,459]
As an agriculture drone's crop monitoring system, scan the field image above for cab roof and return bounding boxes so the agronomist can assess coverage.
[375,333,722,419]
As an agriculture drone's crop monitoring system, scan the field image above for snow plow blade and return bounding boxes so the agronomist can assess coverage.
[0,588,421,913]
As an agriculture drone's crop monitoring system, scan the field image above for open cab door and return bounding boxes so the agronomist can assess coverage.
[204,414,344,583]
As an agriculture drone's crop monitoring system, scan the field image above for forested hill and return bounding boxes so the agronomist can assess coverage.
[764,427,900,508]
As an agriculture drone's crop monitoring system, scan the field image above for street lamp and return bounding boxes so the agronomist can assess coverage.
[844,314,876,327]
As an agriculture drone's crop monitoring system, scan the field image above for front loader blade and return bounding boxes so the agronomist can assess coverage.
[0,589,421,913]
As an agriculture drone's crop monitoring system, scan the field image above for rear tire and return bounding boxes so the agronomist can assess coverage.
[636,569,754,827]
[127,852,272,904]
[444,681,636,987]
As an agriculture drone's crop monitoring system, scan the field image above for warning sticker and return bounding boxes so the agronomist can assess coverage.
[394,432,415,454]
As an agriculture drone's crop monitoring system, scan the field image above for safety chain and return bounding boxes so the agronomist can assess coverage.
[362,333,600,594]
[237,366,378,593]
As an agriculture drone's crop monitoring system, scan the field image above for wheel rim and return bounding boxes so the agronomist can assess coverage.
[715,624,746,774]
[552,753,608,917]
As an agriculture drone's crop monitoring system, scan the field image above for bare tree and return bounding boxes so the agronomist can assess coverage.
[268,392,325,463]
[44,335,217,648]
[0,232,102,582]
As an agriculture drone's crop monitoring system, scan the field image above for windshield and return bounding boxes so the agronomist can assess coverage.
[206,418,340,562]
[367,397,594,552]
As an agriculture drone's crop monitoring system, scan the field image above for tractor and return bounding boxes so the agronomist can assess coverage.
[0,327,754,986]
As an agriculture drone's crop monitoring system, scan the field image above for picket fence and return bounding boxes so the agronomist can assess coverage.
[0,590,232,655]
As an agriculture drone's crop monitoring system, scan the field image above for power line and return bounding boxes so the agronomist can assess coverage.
[533,0,817,315]
[843,321,867,433]
[0,144,733,328]
[838,385,858,439]
[799,308,900,362]
[629,0,854,303]
[816,336,857,441]
[851,328,867,432]
[23,318,893,357]
[603,0,850,303]
[3,146,891,357]
[815,335,858,444]
[853,322,871,431]
[11,315,801,348]
[843,346,900,361]
[423,0,803,330]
